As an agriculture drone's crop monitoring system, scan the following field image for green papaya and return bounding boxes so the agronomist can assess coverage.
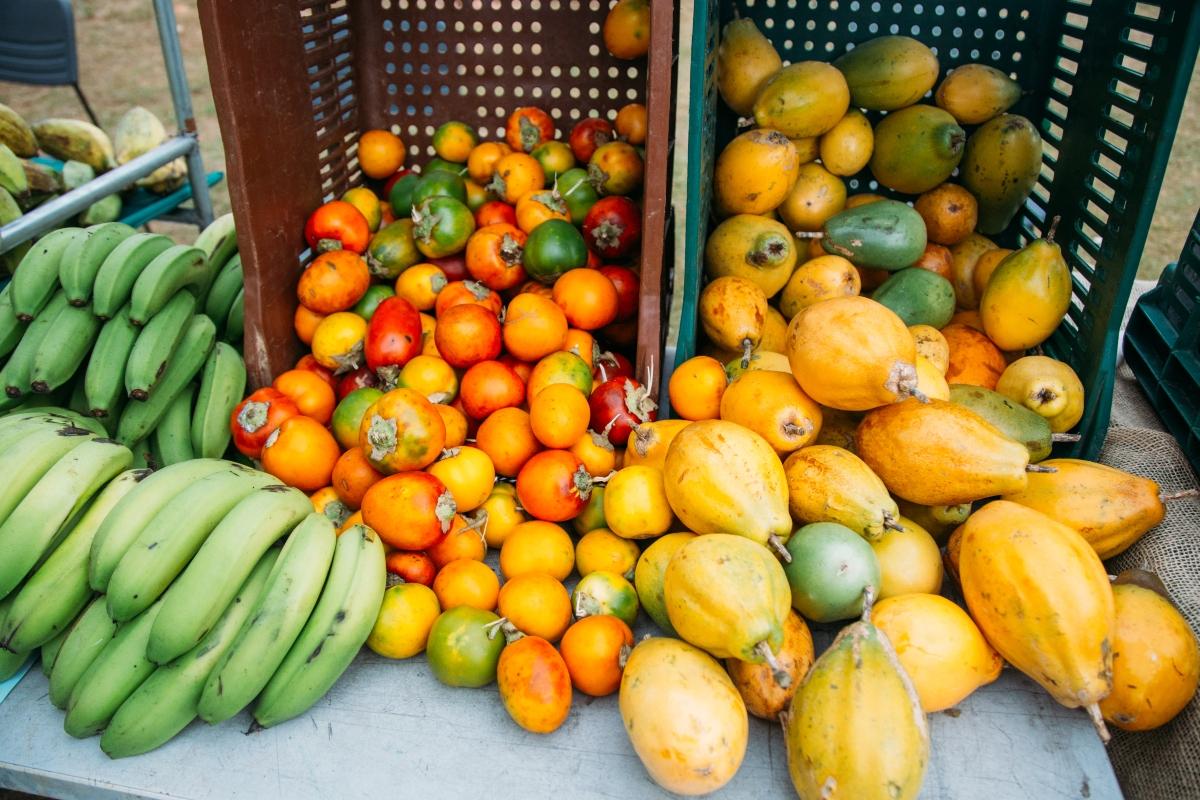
[811,200,927,271]
[961,114,1042,234]
[869,105,965,194]
[365,219,420,280]
[872,268,956,328]
[752,62,850,139]
[833,36,939,111]
[948,384,1078,462]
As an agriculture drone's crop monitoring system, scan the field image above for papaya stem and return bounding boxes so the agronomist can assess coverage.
[767,534,792,563]
[1050,433,1082,442]
[881,511,904,532]
[1026,464,1058,473]
[618,644,632,670]
[793,231,825,239]
[741,338,753,370]
[754,641,791,689]
[1046,215,1062,244]
[1086,703,1112,744]
[1161,488,1199,502]
[910,387,931,404]
[860,585,876,623]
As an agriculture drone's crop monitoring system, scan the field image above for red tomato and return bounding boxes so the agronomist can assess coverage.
[230,388,301,459]
[336,366,379,400]
[588,377,657,446]
[592,350,634,384]
[385,550,437,586]
[365,296,423,376]
[597,265,639,322]
[476,200,518,229]
[304,200,370,254]
[583,197,642,261]
[430,253,468,282]
[515,449,591,522]
[585,247,603,269]
[294,354,336,389]
[569,118,615,164]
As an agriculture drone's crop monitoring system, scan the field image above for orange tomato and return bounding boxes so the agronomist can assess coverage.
[527,350,593,400]
[505,107,555,154]
[386,550,437,586]
[477,407,542,478]
[499,520,575,580]
[419,312,440,357]
[433,120,478,162]
[603,0,651,60]
[362,471,455,550]
[311,312,367,372]
[515,190,571,234]
[479,483,526,548]
[465,223,528,291]
[459,360,526,421]
[395,263,447,311]
[397,354,458,403]
[668,355,728,421]
[426,445,496,512]
[570,430,617,477]
[433,558,500,611]
[231,388,301,460]
[434,403,469,447]
[358,388,446,473]
[515,449,592,522]
[575,528,640,578]
[367,582,440,659]
[551,268,619,331]
[615,103,648,145]
[261,416,341,491]
[489,153,545,204]
[560,615,634,696]
[294,304,327,345]
[467,141,513,184]
[503,293,568,362]
[309,486,350,529]
[434,279,504,318]
[530,384,591,449]
[331,447,384,509]
[517,279,554,300]
[305,200,371,254]
[273,369,337,424]
[358,129,406,179]
[497,573,573,642]
[297,250,371,314]
[426,513,488,567]
[434,303,503,369]
[496,635,573,734]
[563,329,596,369]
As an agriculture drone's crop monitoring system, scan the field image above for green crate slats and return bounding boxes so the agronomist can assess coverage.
[677,0,1200,460]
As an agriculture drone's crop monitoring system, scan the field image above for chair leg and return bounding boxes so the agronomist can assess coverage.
[72,84,101,127]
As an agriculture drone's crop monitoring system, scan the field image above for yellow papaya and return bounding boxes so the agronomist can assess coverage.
[760,306,789,352]
[776,162,847,233]
[948,232,998,310]
[698,276,767,355]
[896,498,970,543]
[961,114,1042,234]
[871,517,943,598]
[782,444,899,540]
[869,105,966,195]
[714,129,800,216]
[717,19,782,117]
[719,369,822,454]
[779,254,860,319]
[995,355,1084,433]
[623,419,690,471]
[935,64,1022,125]
[753,61,850,138]
[979,228,1071,351]
[704,214,798,297]
[632,532,695,637]
[725,610,813,721]
[833,35,939,111]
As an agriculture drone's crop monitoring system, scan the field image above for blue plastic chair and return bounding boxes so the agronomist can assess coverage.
[0,0,99,125]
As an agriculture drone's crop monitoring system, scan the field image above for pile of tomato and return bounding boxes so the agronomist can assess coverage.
[226,7,670,726]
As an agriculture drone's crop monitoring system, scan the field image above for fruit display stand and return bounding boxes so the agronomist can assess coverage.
[196,0,675,390]
[671,0,1200,459]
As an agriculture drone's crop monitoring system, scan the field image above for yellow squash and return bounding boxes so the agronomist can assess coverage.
[632,532,696,637]
[1001,458,1166,559]
[995,355,1084,433]
[619,637,748,796]
[784,591,929,800]
[959,501,1115,739]
[624,419,691,471]
[856,399,1035,505]
[698,276,767,355]
[719,369,823,455]
[753,61,850,138]
[714,129,800,216]
[782,445,899,540]
[785,295,920,411]
[716,19,782,117]
[704,214,798,298]
[663,420,792,552]
[725,610,813,721]
[664,533,792,663]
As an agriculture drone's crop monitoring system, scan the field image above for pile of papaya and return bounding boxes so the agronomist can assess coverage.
[645,25,1200,798]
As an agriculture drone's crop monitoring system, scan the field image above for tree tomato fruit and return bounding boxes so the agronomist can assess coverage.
[412,169,468,206]
[426,513,488,567]
[467,142,513,185]
[396,354,458,403]
[294,305,327,345]
[426,606,506,688]
[603,0,652,60]
[352,284,396,321]
[311,311,368,373]
[358,129,406,179]
[615,103,648,145]
[465,223,528,292]
[502,293,569,362]
[335,366,379,401]
[588,141,644,196]
[479,484,527,549]
[570,429,617,477]
[592,349,634,384]
[430,252,468,282]
[261,415,341,491]
[497,574,573,643]
[582,196,642,260]
[551,268,620,331]
[497,635,573,733]
[522,219,588,284]
[412,196,475,259]
[530,383,591,449]
[331,387,383,449]
[297,249,371,314]
[310,486,351,529]
[342,186,382,233]
[515,189,572,235]
[556,167,600,225]
[367,582,440,659]
[597,265,640,322]
[362,471,456,550]
[230,388,300,460]
[388,172,421,218]
[435,403,469,448]
[569,118,615,164]
[435,279,503,318]
[475,200,518,229]
[589,377,657,446]
[459,360,526,421]
[394,262,447,311]
[530,141,576,181]
[476,407,541,478]
[385,551,438,586]
[331,446,385,509]
[383,167,414,198]
[433,558,500,612]
[426,445,496,514]
[273,368,337,425]
[358,387,446,473]
[499,520,576,581]
[528,350,593,399]
[305,199,370,254]
[365,296,423,382]
[506,106,555,153]
[668,355,727,421]
[293,353,336,389]
[515,449,594,522]
[489,153,545,205]
[560,614,634,696]
[433,120,479,163]
[434,303,502,369]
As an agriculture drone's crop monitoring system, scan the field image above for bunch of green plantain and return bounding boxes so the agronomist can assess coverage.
[0,430,386,756]
[1,213,247,467]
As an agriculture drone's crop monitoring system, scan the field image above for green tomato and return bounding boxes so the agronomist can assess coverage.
[388,173,421,218]
[425,157,469,176]
[572,570,640,627]
[522,219,588,284]
[352,284,395,320]
[366,219,421,280]
[783,522,881,623]
[331,387,383,450]
[556,167,599,224]
[426,606,506,688]
[412,170,467,206]
[412,196,476,259]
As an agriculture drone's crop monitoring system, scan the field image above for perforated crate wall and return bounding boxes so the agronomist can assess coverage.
[677,0,1200,459]
[199,0,676,388]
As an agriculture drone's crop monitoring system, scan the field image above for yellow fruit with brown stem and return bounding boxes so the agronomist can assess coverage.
[980,220,1072,350]
[704,214,798,298]
[776,162,847,233]
[716,18,782,117]
[719,369,823,455]
[779,254,860,319]
[753,61,850,138]
[698,276,767,359]
[714,129,800,216]
[935,63,1022,125]
[725,610,814,721]
[782,444,901,540]
[995,355,1085,433]
[948,232,998,310]
[819,109,874,177]
[870,517,943,598]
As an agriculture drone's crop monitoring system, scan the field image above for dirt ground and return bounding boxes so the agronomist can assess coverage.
[0,0,1196,271]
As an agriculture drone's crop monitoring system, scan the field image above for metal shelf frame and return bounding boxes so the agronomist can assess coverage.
[0,0,214,254]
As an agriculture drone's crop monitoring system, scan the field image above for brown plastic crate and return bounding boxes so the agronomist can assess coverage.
[198,0,675,389]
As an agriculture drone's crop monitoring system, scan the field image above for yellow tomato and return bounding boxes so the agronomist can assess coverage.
[395,263,447,311]
[575,528,640,579]
[367,583,441,659]
[427,446,496,513]
[479,483,526,548]
[500,520,574,580]
[311,312,367,371]
[397,354,459,403]
[497,573,573,642]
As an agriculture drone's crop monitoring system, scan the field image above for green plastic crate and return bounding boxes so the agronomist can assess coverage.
[673,0,1200,459]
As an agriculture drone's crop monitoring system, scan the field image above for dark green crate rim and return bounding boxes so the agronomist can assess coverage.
[675,0,1200,460]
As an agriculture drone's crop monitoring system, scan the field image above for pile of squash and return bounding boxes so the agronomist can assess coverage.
[620,26,1200,799]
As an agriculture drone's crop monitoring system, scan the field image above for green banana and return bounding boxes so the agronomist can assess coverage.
[3,290,71,397]
[150,488,315,666]
[0,595,31,681]
[67,375,90,417]
[91,233,174,319]
[128,438,155,470]
[105,465,281,622]
[124,291,197,400]
[202,254,243,324]
[64,599,163,738]
[116,315,216,446]
[88,458,230,591]
[0,283,27,358]
[224,287,245,344]
[197,512,336,723]
[48,596,117,709]
[253,524,386,729]
[102,549,277,758]
[154,383,196,466]
[190,342,246,459]
[0,143,27,197]
[0,437,133,600]
[41,625,70,677]
[193,213,238,299]
[29,302,103,394]
[59,222,137,306]
[0,423,94,527]
[9,227,82,320]
[84,305,139,418]
[128,245,207,325]
[1,469,148,652]
[0,407,93,452]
